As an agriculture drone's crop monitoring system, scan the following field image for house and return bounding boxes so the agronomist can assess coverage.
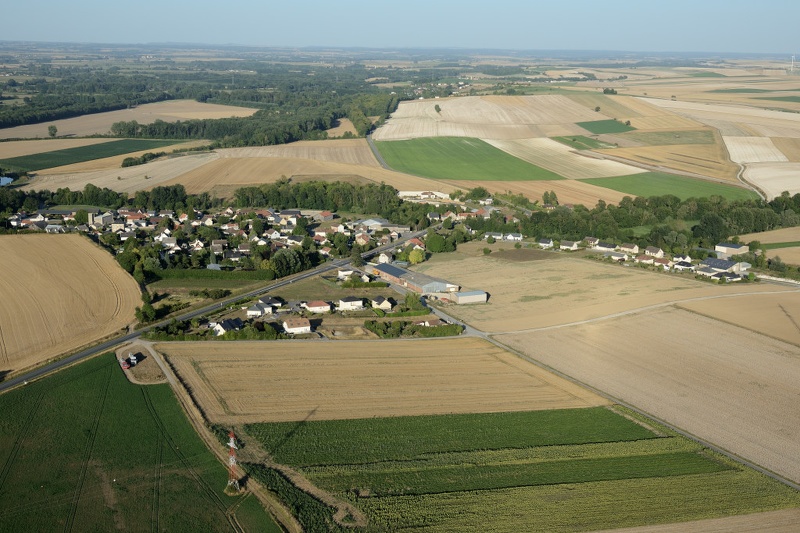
[713,272,742,282]
[378,252,394,264]
[505,233,523,242]
[454,290,488,304]
[408,237,425,250]
[315,210,334,222]
[45,224,66,233]
[634,254,654,265]
[213,318,243,336]
[338,296,364,311]
[619,243,639,255]
[560,240,580,251]
[594,241,617,252]
[283,317,312,335]
[304,300,332,314]
[645,246,664,258]
[371,296,393,311]
[247,303,273,318]
[354,233,371,246]
[238,243,251,255]
[654,258,673,270]
[427,212,442,222]
[210,244,224,256]
[265,229,281,240]
[673,261,696,272]
[337,269,355,280]
[605,252,628,262]
[715,242,749,258]
[319,246,332,257]
[584,237,599,247]
[538,238,553,249]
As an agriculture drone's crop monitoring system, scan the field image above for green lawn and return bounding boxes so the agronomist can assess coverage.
[581,172,759,201]
[374,137,565,181]
[0,139,178,171]
[576,119,635,134]
[551,135,617,150]
[0,353,280,532]
[619,130,715,146]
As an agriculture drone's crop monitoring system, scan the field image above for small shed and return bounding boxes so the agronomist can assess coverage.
[454,290,488,305]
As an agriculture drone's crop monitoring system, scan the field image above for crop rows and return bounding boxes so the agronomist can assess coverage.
[0,139,177,171]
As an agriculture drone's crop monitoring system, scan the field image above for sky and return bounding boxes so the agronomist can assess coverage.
[3,0,798,55]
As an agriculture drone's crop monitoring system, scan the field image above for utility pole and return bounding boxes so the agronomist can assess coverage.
[225,430,240,493]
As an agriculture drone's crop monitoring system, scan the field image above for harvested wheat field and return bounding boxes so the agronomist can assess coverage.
[21,151,219,194]
[677,292,800,346]
[0,138,114,159]
[484,138,646,179]
[216,139,379,167]
[499,306,800,484]
[325,117,358,137]
[766,247,800,265]
[0,235,140,374]
[596,142,739,181]
[0,100,258,139]
[446,178,627,206]
[416,243,792,333]
[743,162,800,199]
[158,338,607,424]
[723,136,788,163]
[772,137,800,162]
[162,156,456,196]
[598,508,800,533]
[372,95,598,141]
[740,226,800,244]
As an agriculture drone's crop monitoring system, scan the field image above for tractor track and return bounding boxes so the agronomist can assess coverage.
[64,363,112,533]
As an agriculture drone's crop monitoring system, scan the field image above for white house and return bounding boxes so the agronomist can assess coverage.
[213,318,243,336]
[283,317,312,335]
[538,238,553,249]
[246,303,273,318]
[645,246,664,258]
[560,240,580,251]
[371,296,393,311]
[619,243,639,255]
[304,300,332,314]
[338,296,364,311]
[715,242,749,258]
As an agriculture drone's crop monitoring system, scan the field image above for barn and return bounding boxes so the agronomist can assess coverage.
[454,291,488,305]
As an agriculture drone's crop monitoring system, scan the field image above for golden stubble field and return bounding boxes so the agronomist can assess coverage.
[0,100,258,139]
[415,242,795,333]
[446,178,628,206]
[498,306,800,484]
[158,338,608,424]
[0,138,115,159]
[0,235,140,374]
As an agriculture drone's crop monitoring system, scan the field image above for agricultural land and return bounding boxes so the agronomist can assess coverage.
[0,352,280,532]
[0,234,140,375]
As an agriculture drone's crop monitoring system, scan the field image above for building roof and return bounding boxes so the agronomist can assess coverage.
[306,300,330,308]
[339,296,363,303]
[717,242,747,250]
[456,290,487,297]
[374,263,407,279]
[283,317,310,328]
[702,258,736,270]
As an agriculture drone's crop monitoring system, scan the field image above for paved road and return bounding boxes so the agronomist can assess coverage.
[0,226,430,394]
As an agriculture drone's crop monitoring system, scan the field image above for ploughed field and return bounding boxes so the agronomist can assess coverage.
[0,235,140,374]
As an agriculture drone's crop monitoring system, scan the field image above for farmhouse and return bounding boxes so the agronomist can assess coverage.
[338,296,364,311]
[283,317,312,335]
[454,290,488,304]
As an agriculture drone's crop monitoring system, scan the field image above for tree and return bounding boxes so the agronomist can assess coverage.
[409,249,424,264]
[73,209,88,225]
[434,104,441,113]
[426,232,447,253]
[48,125,57,138]
[350,248,365,267]
[595,106,601,112]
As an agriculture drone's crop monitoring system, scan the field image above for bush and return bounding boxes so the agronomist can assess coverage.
[483,248,491,255]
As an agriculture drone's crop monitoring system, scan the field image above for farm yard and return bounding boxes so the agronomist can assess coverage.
[157,338,607,424]
[0,353,280,532]
[0,99,258,139]
[415,242,788,333]
[498,305,800,485]
[0,235,140,375]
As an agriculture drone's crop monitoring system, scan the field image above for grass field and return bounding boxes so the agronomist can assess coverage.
[581,172,759,200]
[577,119,636,134]
[551,135,617,150]
[0,139,178,171]
[244,407,800,532]
[0,353,279,532]
[375,137,565,181]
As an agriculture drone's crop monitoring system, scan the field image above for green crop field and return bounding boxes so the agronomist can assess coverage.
[581,172,759,201]
[374,137,565,181]
[551,135,617,150]
[576,119,635,134]
[757,96,800,104]
[0,139,177,171]
[763,241,800,250]
[619,130,716,146]
[0,353,280,532]
[244,407,800,532]
[687,71,727,78]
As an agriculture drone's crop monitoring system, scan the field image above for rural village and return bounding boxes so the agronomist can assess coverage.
[2,36,800,533]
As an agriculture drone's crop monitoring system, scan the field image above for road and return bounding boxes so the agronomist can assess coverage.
[0,226,431,394]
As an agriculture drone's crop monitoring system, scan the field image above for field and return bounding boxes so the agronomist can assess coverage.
[499,305,800,485]
[740,227,800,244]
[483,137,646,179]
[576,119,636,134]
[325,117,358,137]
[371,95,599,141]
[0,352,280,532]
[375,137,564,181]
[0,99,258,139]
[243,407,800,532]
[217,139,379,166]
[772,137,800,161]
[0,139,180,171]
[551,135,617,150]
[743,162,800,200]
[415,242,791,333]
[157,338,607,424]
[765,247,800,265]
[0,235,140,375]
[0,138,114,159]
[581,172,758,201]
[596,142,740,181]
[446,177,629,206]
[619,130,716,146]
[722,136,788,163]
